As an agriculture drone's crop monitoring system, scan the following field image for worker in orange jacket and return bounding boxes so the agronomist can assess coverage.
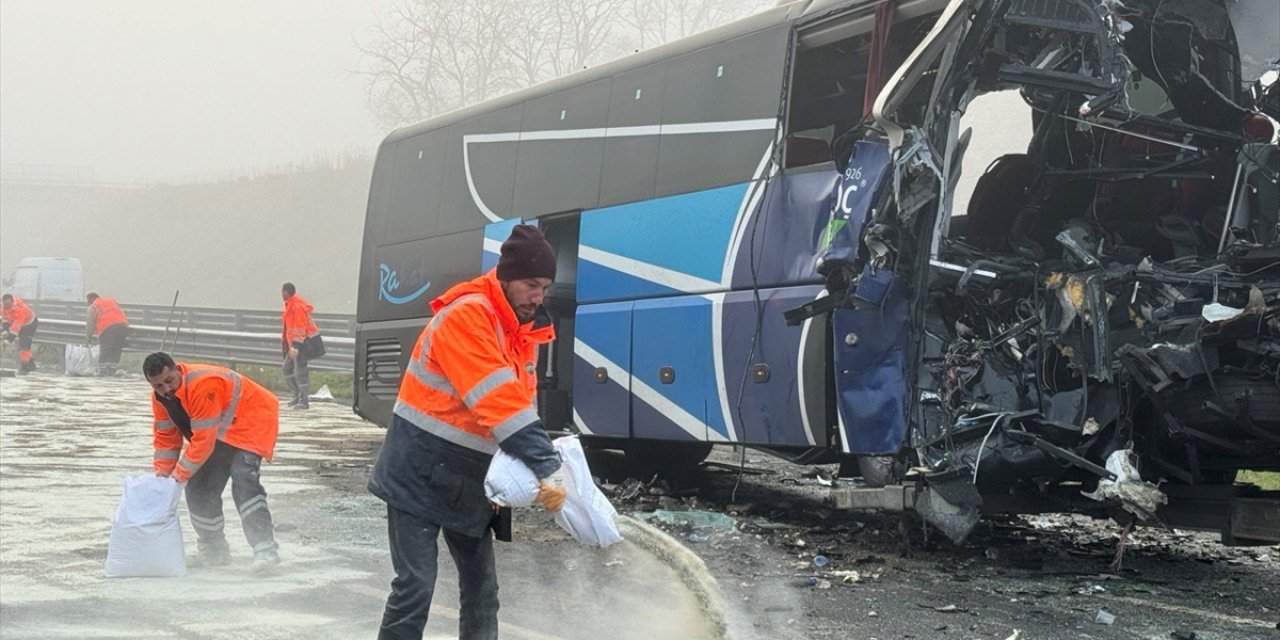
[144,352,281,570]
[2,293,39,374]
[368,225,566,640]
[85,292,130,376]
[281,282,320,409]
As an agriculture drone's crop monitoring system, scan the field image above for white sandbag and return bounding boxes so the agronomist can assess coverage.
[552,436,622,548]
[104,473,187,577]
[64,344,99,377]
[485,449,541,507]
[483,435,622,548]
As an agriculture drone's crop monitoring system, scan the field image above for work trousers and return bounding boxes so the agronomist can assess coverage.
[283,351,310,407]
[16,318,37,371]
[378,506,499,640]
[97,323,129,375]
[184,441,278,556]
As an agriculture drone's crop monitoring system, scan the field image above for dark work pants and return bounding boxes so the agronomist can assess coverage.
[283,351,310,407]
[379,506,499,640]
[97,323,128,375]
[184,441,277,556]
[16,318,37,371]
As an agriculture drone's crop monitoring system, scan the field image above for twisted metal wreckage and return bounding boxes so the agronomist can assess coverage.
[799,0,1280,544]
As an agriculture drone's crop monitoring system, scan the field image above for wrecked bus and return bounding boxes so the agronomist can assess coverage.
[355,0,1280,544]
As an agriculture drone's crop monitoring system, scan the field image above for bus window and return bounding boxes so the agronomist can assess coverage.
[382,130,447,244]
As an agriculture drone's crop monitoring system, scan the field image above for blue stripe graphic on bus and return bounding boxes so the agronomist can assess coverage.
[576,257,683,303]
[577,182,748,302]
[378,263,432,305]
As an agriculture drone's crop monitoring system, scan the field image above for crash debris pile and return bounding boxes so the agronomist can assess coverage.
[816,0,1280,542]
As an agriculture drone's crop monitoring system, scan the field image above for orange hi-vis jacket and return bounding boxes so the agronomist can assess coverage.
[2,296,35,332]
[152,363,279,482]
[89,297,129,336]
[394,269,555,455]
[282,295,319,347]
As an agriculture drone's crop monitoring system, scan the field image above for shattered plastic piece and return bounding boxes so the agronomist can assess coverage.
[1003,631,1023,640]
[1094,609,1116,625]
[815,579,832,590]
[1083,450,1168,520]
[813,555,829,568]
[686,533,710,543]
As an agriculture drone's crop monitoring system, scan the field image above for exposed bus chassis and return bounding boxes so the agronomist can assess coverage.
[822,0,1280,544]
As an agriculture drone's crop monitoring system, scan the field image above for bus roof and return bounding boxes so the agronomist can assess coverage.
[379,0,885,147]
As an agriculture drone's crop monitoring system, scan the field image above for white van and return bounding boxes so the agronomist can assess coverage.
[3,257,84,302]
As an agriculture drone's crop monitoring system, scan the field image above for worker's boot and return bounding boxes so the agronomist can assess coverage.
[251,548,281,574]
[191,539,231,567]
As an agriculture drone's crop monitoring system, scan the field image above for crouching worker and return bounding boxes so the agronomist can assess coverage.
[368,225,567,640]
[143,352,282,570]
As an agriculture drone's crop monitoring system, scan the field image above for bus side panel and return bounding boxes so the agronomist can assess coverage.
[720,285,829,447]
[631,296,725,442]
[572,301,633,439]
[512,79,611,216]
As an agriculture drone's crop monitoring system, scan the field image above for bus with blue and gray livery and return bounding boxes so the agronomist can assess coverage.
[356,0,1280,544]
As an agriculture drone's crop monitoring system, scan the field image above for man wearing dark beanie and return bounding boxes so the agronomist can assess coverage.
[369,223,565,640]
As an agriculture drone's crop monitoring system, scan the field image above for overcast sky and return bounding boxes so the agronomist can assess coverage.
[0,0,384,182]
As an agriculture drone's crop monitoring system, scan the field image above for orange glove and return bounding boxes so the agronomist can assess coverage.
[534,483,566,512]
[533,467,567,512]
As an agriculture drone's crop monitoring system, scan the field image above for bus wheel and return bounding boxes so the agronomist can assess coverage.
[625,441,713,474]
[857,455,906,488]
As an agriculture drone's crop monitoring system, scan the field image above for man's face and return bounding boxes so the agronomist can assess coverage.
[2,298,11,310]
[501,277,553,323]
[281,289,291,302]
[146,366,183,397]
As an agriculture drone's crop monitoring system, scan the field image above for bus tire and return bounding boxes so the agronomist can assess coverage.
[857,455,905,488]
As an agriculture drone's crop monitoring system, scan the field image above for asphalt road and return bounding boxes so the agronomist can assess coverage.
[0,374,717,640]
[3,372,1276,640]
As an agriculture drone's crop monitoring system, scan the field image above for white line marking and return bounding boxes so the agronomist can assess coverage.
[796,290,826,447]
[462,117,778,222]
[578,245,721,294]
[576,336,727,443]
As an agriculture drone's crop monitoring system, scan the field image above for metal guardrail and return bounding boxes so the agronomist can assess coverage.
[25,301,355,372]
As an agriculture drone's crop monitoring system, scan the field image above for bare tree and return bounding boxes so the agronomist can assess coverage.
[355,0,774,130]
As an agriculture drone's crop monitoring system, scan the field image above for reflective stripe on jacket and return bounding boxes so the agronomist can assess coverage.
[89,297,129,336]
[2,296,36,333]
[151,363,279,482]
[282,295,319,347]
[393,269,554,455]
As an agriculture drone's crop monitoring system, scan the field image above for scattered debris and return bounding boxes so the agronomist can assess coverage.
[1094,609,1117,625]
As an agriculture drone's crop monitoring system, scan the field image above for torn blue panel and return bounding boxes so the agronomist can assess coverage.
[833,274,910,455]
[728,169,839,289]
[817,141,892,267]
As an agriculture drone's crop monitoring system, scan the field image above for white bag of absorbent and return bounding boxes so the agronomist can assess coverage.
[552,436,622,547]
[484,436,622,547]
[64,344,99,377]
[104,473,187,577]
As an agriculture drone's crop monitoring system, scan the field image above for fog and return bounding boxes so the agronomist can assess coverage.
[0,0,380,182]
[0,0,770,311]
